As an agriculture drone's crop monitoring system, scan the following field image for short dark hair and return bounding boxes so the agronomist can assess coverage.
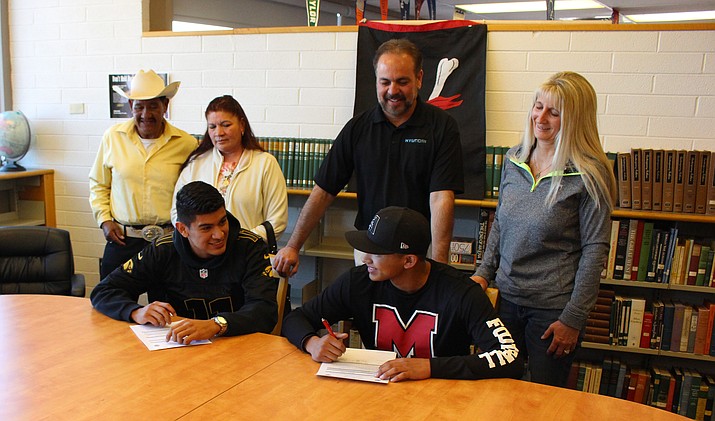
[372,38,422,76]
[175,181,226,225]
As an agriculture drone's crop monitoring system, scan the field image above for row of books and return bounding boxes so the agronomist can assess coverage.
[483,146,715,215]
[448,209,495,270]
[257,137,333,189]
[585,289,715,356]
[604,218,715,286]
[615,149,715,214]
[484,146,509,199]
[568,358,714,420]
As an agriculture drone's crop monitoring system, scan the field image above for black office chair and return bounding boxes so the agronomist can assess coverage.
[0,226,85,297]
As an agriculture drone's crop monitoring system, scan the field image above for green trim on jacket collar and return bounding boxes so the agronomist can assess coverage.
[509,157,582,192]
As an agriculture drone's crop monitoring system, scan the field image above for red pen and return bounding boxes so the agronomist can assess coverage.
[321,318,337,338]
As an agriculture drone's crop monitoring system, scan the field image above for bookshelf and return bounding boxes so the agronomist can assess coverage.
[585,209,715,361]
[0,169,56,227]
[573,209,715,417]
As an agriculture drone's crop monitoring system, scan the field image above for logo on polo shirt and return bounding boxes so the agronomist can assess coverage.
[403,138,427,144]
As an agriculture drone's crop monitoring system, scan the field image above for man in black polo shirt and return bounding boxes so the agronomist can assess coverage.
[273,38,463,277]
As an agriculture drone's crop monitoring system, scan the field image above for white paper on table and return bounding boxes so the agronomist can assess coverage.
[316,348,396,384]
[130,322,211,351]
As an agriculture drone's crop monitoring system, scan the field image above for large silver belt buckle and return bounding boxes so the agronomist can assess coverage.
[141,225,164,242]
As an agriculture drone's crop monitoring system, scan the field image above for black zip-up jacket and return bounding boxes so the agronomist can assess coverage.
[91,213,278,336]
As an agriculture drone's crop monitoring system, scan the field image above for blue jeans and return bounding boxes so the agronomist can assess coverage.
[498,298,578,387]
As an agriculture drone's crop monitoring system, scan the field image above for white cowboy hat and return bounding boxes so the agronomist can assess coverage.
[112,69,181,100]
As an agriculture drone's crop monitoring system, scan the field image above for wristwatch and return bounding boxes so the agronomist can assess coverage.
[213,316,228,337]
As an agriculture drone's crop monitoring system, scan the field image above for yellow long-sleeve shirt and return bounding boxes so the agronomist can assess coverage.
[89,119,197,227]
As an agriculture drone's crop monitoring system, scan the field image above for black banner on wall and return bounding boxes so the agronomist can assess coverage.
[354,20,487,200]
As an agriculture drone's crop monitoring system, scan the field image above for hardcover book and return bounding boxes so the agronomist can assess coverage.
[694,305,711,355]
[670,302,686,352]
[617,152,632,208]
[623,219,639,281]
[706,151,715,215]
[696,246,711,286]
[686,243,703,286]
[695,150,710,214]
[626,369,640,401]
[683,151,698,213]
[636,222,654,282]
[613,219,630,280]
[655,229,672,283]
[651,300,664,350]
[685,306,697,353]
[679,305,693,353]
[627,297,646,348]
[662,227,679,284]
[663,150,676,212]
[640,311,654,349]
[653,149,664,211]
[606,220,619,280]
[674,150,687,213]
[651,367,665,409]
[660,302,675,351]
[485,146,494,198]
[631,148,642,210]
[641,148,653,210]
[708,303,715,356]
[634,368,650,404]
[630,220,645,281]
[599,357,613,395]
[492,146,504,198]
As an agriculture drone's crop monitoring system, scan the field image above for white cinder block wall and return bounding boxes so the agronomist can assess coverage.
[7,0,715,294]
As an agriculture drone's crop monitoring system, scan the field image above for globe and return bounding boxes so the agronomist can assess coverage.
[0,110,31,172]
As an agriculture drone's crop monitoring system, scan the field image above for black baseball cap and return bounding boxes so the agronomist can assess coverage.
[345,207,430,255]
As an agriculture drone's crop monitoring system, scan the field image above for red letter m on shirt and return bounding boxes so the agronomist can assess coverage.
[373,305,438,358]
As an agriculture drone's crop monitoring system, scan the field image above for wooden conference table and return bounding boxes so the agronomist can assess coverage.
[1,295,688,421]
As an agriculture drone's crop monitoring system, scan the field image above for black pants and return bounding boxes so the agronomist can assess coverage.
[99,237,151,279]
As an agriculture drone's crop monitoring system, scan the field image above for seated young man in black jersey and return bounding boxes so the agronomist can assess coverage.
[91,181,278,343]
[281,207,523,382]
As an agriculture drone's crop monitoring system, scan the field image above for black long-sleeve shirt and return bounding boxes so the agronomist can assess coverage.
[282,261,523,380]
[91,213,278,336]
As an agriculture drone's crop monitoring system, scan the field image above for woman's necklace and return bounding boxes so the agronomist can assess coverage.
[534,164,552,179]
[530,148,554,179]
[531,159,553,179]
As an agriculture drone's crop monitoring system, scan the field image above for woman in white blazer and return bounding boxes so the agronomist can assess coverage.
[172,95,288,244]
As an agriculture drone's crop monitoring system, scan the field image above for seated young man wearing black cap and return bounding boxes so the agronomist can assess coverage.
[91,181,278,343]
[282,206,523,382]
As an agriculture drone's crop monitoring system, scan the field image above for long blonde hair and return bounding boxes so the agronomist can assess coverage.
[514,71,617,210]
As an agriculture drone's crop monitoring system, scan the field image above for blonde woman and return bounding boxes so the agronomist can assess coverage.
[472,71,616,387]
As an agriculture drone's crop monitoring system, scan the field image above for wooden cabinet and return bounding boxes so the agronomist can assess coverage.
[0,169,55,227]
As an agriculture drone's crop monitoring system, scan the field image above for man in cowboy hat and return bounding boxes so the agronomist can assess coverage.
[90,69,198,280]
